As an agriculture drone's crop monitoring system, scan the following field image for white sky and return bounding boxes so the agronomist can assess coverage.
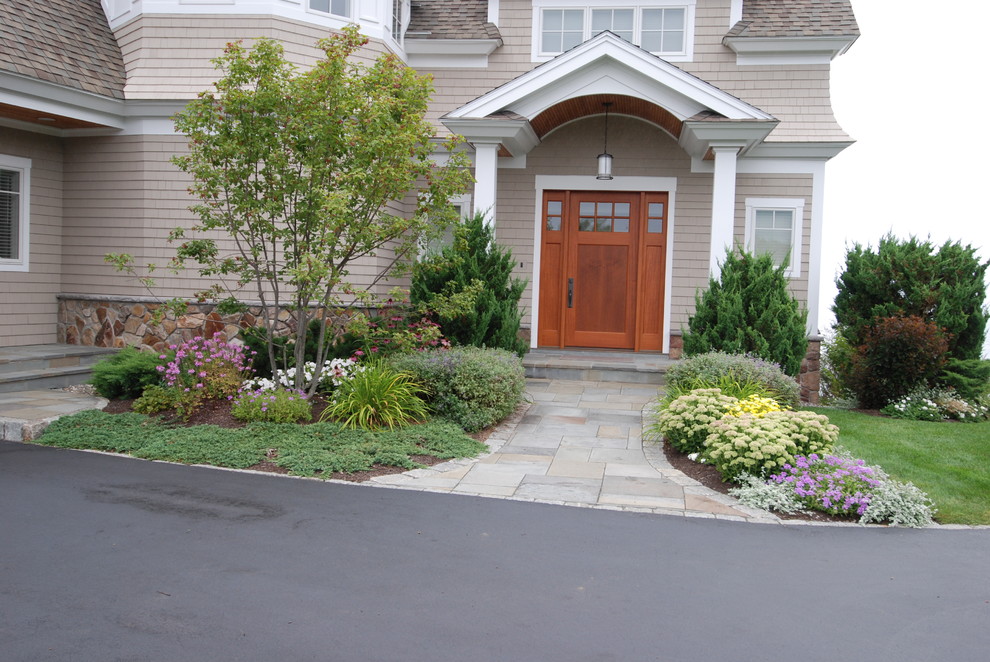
[823,1,990,356]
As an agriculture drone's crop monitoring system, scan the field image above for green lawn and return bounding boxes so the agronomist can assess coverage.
[806,407,990,525]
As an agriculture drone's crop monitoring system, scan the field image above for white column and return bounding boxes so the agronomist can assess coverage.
[487,0,500,25]
[473,141,499,228]
[806,161,827,336]
[709,145,740,278]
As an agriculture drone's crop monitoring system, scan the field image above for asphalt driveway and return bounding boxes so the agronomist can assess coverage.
[1,441,988,661]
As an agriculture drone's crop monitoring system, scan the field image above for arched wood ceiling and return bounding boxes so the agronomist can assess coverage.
[528,94,684,140]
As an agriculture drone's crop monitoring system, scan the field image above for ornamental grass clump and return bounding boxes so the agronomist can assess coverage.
[664,351,801,408]
[231,388,312,423]
[322,362,429,430]
[647,388,738,454]
[702,410,838,483]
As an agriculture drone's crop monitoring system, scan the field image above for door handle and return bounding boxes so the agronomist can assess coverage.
[567,278,574,308]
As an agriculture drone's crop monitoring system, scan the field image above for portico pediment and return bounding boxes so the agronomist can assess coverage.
[442,31,778,159]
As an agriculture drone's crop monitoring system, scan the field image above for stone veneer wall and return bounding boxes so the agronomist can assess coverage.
[58,294,275,352]
[667,330,821,405]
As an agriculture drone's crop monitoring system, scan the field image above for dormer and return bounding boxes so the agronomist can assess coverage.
[723,0,859,65]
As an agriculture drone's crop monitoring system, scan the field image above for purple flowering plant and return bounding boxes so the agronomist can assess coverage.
[771,454,882,516]
[157,332,255,401]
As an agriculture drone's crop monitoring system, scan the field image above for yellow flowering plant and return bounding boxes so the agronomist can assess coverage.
[725,394,785,418]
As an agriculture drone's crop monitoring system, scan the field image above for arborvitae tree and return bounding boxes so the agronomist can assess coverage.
[833,234,989,361]
[682,248,808,376]
[411,213,528,356]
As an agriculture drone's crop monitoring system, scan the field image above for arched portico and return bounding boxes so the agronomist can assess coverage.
[441,31,779,353]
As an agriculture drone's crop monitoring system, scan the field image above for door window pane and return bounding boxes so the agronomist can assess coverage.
[596,218,612,232]
[613,218,630,233]
[579,217,596,232]
[614,202,630,217]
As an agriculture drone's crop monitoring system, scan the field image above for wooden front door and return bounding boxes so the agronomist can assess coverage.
[538,190,667,351]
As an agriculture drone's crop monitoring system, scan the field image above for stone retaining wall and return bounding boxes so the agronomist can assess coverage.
[58,295,272,352]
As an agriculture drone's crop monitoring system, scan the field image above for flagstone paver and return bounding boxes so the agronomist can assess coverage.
[369,378,783,523]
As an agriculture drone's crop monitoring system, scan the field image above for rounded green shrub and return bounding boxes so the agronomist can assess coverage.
[665,351,801,408]
[702,410,838,483]
[648,388,737,454]
[89,347,167,399]
[389,347,526,432]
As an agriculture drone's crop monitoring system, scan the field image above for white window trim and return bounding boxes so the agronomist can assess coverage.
[306,0,354,21]
[0,154,30,273]
[744,197,804,278]
[531,0,696,63]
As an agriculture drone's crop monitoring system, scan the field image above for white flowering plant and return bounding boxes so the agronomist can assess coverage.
[881,386,989,422]
[242,358,362,394]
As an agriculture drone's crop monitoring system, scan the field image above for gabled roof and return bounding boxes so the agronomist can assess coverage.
[406,0,501,40]
[727,0,859,39]
[0,0,125,99]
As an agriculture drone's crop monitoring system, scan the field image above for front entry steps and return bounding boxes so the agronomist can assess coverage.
[0,344,118,393]
[523,348,675,385]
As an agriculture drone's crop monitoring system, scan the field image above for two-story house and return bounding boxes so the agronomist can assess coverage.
[0,0,858,393]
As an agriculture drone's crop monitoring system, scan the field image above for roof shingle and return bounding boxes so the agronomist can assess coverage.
[406,0,501,40]
[727,0,860,39]
[0,0,125,99]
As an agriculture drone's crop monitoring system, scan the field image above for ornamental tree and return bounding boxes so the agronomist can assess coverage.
[127,28,472,393]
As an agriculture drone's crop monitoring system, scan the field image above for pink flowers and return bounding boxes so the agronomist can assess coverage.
[160,332,253,399]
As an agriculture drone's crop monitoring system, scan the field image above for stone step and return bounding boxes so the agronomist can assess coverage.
[523,349,673,385]
[0,344,118,393]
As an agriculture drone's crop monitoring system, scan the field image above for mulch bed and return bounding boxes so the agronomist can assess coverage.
[102,396,495,483]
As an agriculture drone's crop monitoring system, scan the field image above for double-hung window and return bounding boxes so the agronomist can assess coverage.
[308,0,351,19]
[0,155,30,272]
[744,198,804,278]
[535,2,694,61]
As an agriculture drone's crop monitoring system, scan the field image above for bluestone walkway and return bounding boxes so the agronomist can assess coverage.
[368,378,780,523]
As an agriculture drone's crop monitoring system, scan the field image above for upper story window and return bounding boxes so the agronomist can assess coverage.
[534,1,695,61]
[309,0,351,19]
[0,155,31,272]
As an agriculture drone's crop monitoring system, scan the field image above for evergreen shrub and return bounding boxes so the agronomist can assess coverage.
[833,234,989,362]
[389,346,526,432]
[682,248,808,376]
[89,347,167,399]
[411,212,528,356]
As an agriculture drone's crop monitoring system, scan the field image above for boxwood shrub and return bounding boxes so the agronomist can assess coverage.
[388,347,525,432]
